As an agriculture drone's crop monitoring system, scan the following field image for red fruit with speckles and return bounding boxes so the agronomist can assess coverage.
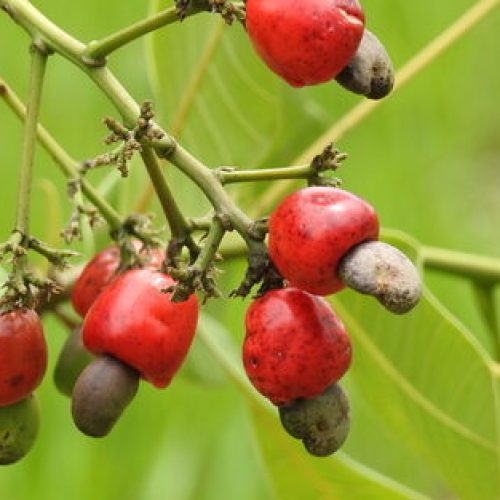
[81,269,198,388]
[245,0,365,87]
[0,309,47,407]
[268,187,379,296]
[71,244,164,317]
[243,288,351,405]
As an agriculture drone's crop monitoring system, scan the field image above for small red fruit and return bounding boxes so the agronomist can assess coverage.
[243,288,351,405]
[82,269,198,388]
[0,309,47,407]
[268,187,379,296]
[71,244,164,317]
[245,0,365,87]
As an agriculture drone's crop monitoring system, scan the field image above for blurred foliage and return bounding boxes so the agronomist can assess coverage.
[1,0,500,499]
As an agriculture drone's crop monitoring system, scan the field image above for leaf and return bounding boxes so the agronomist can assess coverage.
[333,287,499,499]
[148,0,285,168]
[196,313,433,499]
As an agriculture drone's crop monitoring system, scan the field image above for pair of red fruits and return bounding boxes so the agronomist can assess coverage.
[73,187,377,411]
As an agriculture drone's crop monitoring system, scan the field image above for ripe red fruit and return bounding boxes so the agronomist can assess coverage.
[245,0,365,87]
[243,288,351,405]
[0,309,47,407]
[71,244,164,317]
[82,269,198,388]
[268,187,379,296]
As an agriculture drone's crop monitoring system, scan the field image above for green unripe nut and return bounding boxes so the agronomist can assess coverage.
[0,394,40,465]
[54,327,94,397]
[338,240,422,314]
[336,30,394,100]
[279,383,350,457]
[71,355,139,438]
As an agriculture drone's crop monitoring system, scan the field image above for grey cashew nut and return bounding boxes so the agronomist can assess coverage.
[279,383,350,457]
[338,241,422,314]
[71,355,139,438]
[335,29,395,100]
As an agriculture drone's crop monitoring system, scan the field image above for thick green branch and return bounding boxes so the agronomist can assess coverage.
[217,164,313,184]
[83,4,206,61]
[139,146,191,239]
[15,41,48,236]
[1,0,258,246]
[421,246,500,285]
[0,76,123,231]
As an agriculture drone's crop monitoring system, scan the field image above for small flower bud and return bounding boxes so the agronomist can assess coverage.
[338,241,422,314]
[71,355,139,438]
[336,30,394,100]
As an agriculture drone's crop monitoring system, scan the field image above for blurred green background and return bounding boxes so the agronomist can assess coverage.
[1,0,500,499]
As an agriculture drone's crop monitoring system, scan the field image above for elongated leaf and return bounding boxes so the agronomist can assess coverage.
[331,231,499,499]
[197,314,435,499]
[148,0,285,168]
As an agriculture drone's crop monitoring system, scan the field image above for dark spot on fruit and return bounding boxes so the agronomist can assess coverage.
[9,374,25,387]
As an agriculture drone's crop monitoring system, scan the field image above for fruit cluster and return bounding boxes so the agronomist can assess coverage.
[0,0,411,465]
[0,184,421,463]
[241,187,421,456]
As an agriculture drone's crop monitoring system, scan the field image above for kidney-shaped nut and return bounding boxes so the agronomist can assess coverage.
[336,29,394,100]
[338,241,422,314]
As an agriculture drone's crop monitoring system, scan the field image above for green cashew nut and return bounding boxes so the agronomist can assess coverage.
[279,383,350,457]
[0,394,40,465]
[54,327,94,397]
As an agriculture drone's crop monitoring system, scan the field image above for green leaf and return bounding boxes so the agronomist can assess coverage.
[148,1,285,168]
[333,285,499,499]
[196,313,433,499]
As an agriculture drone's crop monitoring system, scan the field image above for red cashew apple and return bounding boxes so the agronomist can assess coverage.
[268,187,379,296]
[71,243,164,317]
[81,269,198,388]
[245,0,365,87]
[243,288,352,405]
[0,309,47,407]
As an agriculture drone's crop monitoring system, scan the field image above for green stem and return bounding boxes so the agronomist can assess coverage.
[139,146,191,239]
[0,76,123,231]
[83,4,205,61]
[421,246,500,285]
[165,145,255,239]
[472,283,500,361]
[15,41,48,236]
[217,164,312,184]
[1,0,257,244]
[192,217,225,272]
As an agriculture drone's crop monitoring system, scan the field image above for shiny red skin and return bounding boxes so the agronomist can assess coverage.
[243,288,351,405]
[0,309,47,407]
[72,244,164,317]
[82,269,198,388]
[245,0,365,87]
[268,187,379,296]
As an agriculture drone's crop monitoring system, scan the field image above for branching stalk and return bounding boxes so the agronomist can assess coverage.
[139,146,191,240]
[83,4,206,61]
[15,41,48,238]
[0,76,123,231]
[421,246,500,285]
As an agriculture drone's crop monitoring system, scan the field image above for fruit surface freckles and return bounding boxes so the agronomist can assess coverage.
[245,0,365,87]
[243,288,351,405]
[269,187,379,296]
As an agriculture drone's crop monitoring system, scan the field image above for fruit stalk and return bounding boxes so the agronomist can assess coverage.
[82,3,208,61]
[0,77,123,231]
[14,41,48,240]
